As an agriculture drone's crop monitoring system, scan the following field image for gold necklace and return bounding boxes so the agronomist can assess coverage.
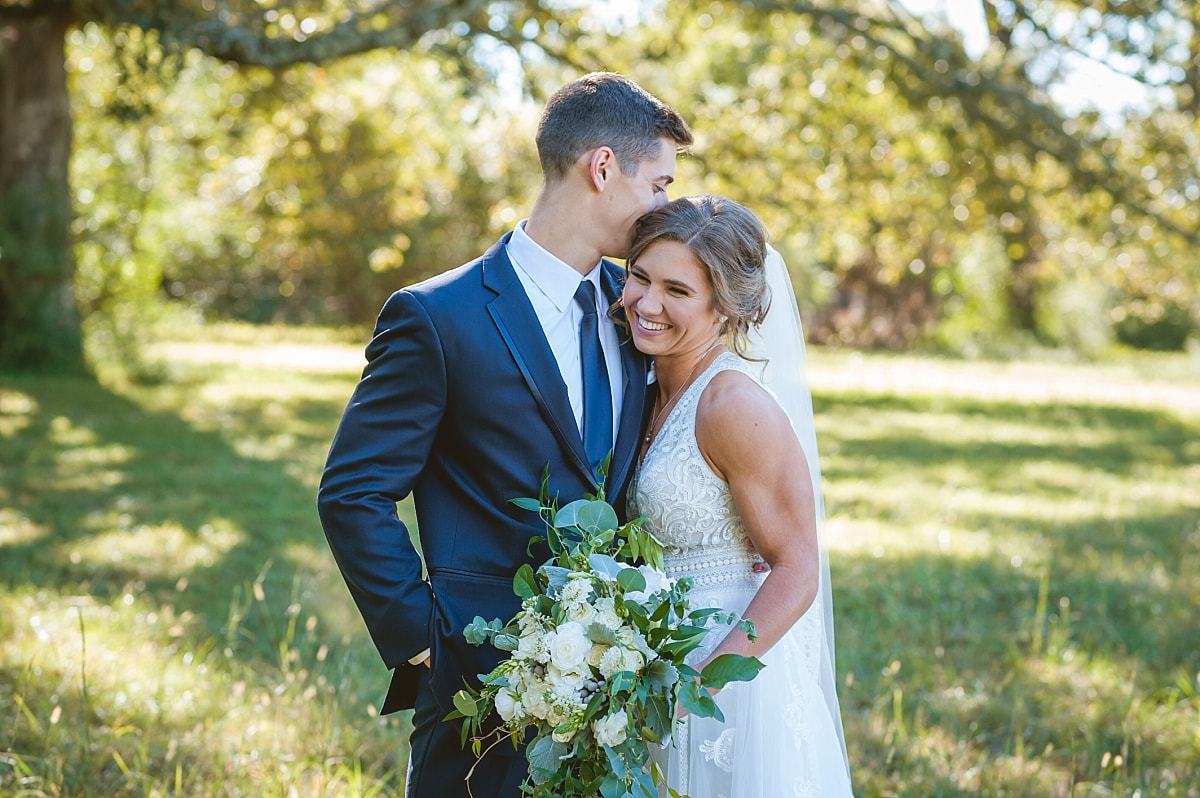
[643,342,723,447]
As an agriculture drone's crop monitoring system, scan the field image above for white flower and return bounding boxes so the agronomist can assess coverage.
[518,610,549,635]
[546,698,573,726]
[516,630,550,663]
[548,621,591,673]
[566,599,597,626]
[598,645,644,677]
[546,664,586,705]
[592,596,623,630]
[552,727,578,743]
[494,687,520,722]
[560,577,593,608]
[522,679,551,720]
[593,710,628,747]
[616,626,657,661]
[585,642,609,668]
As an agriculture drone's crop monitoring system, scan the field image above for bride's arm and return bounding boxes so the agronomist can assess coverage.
[694,369,821,666]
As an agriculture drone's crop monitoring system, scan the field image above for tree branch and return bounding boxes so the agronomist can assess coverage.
[108,0,494,67]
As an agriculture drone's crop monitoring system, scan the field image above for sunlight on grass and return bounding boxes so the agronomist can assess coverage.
[65,520,244,572]
[4,324,1198,797]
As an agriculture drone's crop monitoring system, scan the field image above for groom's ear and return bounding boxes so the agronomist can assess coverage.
[589,146,617,192]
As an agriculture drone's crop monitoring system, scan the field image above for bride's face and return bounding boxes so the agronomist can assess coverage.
[622,239,724,360]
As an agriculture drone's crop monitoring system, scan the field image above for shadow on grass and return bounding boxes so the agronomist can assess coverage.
[834,542,1200,796]
[2,374,1196,796]
[1,373,343,618]
[814,391,1199,795]
[0,370,412,791]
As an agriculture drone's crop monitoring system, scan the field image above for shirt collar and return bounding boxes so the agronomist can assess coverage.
[510,220,603,311]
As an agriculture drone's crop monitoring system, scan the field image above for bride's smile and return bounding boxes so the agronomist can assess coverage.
[622,239,724,367]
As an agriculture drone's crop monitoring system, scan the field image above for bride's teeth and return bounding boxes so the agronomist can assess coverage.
[640,318,669,331]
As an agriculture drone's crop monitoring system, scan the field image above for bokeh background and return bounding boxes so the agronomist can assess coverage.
[2,2,1198,796]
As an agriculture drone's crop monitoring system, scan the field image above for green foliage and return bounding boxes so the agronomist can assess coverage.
[575,1,1200,352]
[450,487,760,798]
[1,325,1198,795]
[12,0,1200,379]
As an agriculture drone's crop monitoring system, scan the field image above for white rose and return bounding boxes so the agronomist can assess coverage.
[494,687,518,722]
[548,621,591,673]
[566,600,597,626]
[523,682,551,720]
[592,597,623,630]
[585,642,609,669]
[552,727,577,744]
[546,664,586,705]
[592,710,628,747]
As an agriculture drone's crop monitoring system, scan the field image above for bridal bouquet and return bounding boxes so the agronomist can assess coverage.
[447,477,763,798]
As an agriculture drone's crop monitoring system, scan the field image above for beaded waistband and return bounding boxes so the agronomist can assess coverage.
[663,546,767,593]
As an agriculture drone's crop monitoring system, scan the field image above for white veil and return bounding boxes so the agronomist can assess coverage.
[745,245,850,775]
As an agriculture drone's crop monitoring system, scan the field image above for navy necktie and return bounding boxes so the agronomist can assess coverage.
[574,280,613,471]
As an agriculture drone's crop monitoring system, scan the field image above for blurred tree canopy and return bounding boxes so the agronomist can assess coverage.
[1,0,1197,372]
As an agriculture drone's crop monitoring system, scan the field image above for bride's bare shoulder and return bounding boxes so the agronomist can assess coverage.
[696,367,790,441]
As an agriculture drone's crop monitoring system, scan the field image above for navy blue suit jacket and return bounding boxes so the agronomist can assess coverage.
[317,233,650,717]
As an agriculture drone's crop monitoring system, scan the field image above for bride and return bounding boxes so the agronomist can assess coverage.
[622,196,854,797]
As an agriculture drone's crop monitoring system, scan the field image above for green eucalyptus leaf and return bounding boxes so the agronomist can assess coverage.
[463,615,497,646]
[617,567,647,594]
[512,563,538,599]
[589,553,624,579]
[509,496,543,512]
[553,499,591,529]
[451,690,478,718]
[575,499,619,533]
[700,653,765,689]
[600,773,625,798]
[527,736,568,785]
[677,680,723,722]
[603,743,628,778]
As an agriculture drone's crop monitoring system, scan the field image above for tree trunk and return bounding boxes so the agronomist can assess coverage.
[0,12,82,372]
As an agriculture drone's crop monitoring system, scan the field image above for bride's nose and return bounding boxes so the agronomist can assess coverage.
[636,286,664,315]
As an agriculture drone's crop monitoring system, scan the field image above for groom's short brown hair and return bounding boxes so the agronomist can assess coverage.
[535,72,693,183]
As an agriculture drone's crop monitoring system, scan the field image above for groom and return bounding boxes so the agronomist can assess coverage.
[317,73,693,797]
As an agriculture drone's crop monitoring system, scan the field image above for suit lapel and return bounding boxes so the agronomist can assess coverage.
[483,237,595,480]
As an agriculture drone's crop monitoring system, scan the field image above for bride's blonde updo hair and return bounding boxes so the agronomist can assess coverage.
[625,195,770,358]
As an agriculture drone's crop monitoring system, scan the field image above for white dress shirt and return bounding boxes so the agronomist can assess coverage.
[506,221,624,442]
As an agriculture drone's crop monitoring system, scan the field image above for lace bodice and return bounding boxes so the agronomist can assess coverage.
[628,352,824,672]
[629,353,764,585]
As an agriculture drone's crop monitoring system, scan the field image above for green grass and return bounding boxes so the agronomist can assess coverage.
[2,326,1198,797]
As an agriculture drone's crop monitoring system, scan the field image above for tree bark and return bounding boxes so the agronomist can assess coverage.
[0,11,81,371]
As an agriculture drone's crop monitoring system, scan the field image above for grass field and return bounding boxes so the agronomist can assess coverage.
[2,322,1198,797]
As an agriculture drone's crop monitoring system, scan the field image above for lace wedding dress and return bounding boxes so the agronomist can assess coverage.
[629,352,853,798]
